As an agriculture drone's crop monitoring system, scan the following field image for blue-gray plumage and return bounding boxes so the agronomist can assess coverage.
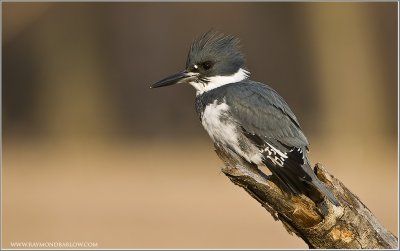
[152,30,339,206]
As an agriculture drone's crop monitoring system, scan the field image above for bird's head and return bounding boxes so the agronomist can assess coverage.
[151,30,249,94]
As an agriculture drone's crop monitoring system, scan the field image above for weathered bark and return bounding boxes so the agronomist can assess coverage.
[214,145,398,249]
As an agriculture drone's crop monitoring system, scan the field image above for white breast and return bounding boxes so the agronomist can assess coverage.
[201,100,237,144]
[201,100,262,164]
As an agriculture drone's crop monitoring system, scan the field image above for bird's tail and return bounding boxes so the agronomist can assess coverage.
[262,148,340,206]
[305,173,340,206]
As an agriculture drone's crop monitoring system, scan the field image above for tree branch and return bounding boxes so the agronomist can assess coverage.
[214,145,398,249]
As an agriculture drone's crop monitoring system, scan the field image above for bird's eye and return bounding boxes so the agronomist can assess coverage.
[202,61,213,70]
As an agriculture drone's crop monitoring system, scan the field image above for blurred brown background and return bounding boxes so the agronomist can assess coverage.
[2,2,398,249]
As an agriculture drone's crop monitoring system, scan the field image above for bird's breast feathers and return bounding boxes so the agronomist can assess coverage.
[201,99,263,164]
[201,100,235,143]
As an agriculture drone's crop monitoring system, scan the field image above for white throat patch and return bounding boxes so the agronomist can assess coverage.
[189,68,250,95]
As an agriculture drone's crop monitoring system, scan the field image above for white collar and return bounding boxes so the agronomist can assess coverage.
[189,68,250,95]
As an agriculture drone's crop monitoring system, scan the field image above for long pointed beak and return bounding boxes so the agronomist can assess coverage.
[151,70,193,88]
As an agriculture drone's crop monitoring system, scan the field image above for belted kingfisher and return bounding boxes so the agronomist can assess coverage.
[151,31,339,206]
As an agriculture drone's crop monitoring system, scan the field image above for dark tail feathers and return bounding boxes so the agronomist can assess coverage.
[305,175,340,206]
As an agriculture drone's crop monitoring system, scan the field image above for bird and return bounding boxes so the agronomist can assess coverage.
[151,30,339,206]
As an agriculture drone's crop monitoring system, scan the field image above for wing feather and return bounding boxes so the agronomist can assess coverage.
[224,80,309,149]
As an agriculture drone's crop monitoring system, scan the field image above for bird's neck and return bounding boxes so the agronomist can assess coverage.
[190,68,250,96]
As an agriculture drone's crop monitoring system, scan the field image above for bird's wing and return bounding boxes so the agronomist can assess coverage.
[224,81,309,150]
[223,81,315,195]
[222,81,340,205]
